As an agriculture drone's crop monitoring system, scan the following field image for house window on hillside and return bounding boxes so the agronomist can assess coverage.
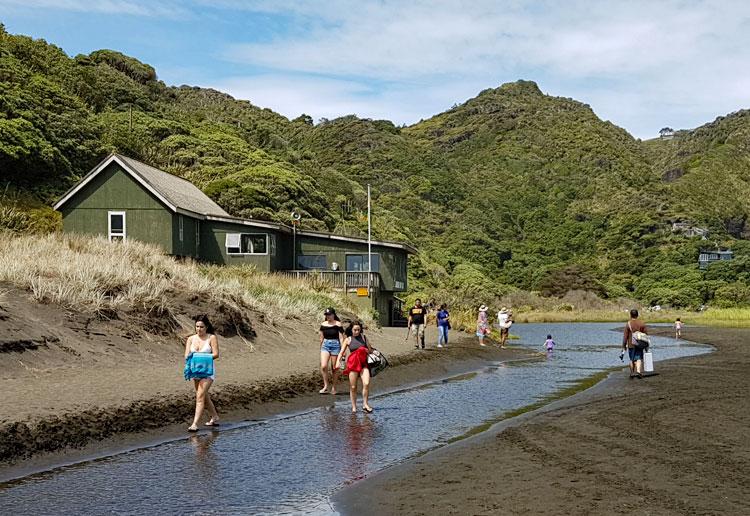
[346,254,380,272]
[298,255,327,269]
[108,211,126,242]
[225,233,268,255]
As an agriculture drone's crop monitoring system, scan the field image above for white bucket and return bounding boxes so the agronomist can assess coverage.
[643,351,654,373]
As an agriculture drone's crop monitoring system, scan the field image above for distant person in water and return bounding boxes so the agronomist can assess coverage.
[476,304,490,346]
[337,321,374,413]
[408,298,428,349]
[184,314,220,432]
[436,303,450,348]
[674,318,683,339]
[623,308,648,379]
[544,334,556,353]
[319,307,345,395]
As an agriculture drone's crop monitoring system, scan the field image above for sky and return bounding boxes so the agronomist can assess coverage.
[2,0,749,139]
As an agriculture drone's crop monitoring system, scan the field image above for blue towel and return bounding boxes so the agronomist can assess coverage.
[184,352,214,380]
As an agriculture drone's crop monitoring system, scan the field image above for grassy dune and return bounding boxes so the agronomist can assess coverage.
[0,232,369,325]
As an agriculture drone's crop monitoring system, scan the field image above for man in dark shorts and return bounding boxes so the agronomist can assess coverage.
[623,308,648,378]
[408,298,427,349]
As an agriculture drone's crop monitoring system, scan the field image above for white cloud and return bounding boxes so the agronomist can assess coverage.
[0,0,190,17]
[216,0,750,138]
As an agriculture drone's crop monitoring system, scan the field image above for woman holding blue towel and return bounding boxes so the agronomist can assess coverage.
[184,314,220,432]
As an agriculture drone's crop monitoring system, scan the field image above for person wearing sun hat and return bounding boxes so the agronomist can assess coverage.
[476,304,490,347]
[497,306,512,348]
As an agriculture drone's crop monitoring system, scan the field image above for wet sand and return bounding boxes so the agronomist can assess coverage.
[335,327,750,515]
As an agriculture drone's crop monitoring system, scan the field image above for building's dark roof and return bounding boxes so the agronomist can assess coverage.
[54,153,230,218]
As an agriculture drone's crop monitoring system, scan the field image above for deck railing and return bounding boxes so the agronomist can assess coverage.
[276,270,380,290]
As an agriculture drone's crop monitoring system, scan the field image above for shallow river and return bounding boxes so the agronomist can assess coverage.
[0,323,710,515]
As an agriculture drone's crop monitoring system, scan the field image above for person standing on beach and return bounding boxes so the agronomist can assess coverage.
[184,314,220,432]
[319,307,345,394]
[623,308,648,379]
[675,318,683,339]
[497,307,512,348]
[337,321,374,413]
[408,299,427,349]
[436,303,450,348]
[476,305,490,346]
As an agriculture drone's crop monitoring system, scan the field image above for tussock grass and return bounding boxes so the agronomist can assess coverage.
[0,232,367,324]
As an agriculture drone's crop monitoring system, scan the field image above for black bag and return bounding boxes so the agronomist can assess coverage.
[367,349,389,377]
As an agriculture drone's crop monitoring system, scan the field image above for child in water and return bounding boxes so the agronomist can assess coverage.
[544,334,555,353]
[674,318,682,339]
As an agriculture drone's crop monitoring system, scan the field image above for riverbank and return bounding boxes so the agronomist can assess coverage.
[336,326,750,515]
[0,285,524,467]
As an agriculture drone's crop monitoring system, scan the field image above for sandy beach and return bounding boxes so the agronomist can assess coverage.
[335,326,750,515]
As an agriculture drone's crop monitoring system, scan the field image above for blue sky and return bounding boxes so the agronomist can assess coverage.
[2,0,749,139]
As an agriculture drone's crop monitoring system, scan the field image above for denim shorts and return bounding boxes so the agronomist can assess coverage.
[628,347,644,362]
[321,338,341,355]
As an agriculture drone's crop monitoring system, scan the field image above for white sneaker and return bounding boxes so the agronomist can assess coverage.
[437,344,443,348]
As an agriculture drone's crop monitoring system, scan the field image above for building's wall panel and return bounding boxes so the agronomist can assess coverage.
[60,163,173,253]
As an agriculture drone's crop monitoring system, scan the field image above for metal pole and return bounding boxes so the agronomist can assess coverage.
[367,184,372,297]
[292,225,296,270]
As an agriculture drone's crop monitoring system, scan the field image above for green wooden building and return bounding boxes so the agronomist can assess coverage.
[54,153,415,326]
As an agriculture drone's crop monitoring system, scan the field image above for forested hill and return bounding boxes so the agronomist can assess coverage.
[3,25,750,309]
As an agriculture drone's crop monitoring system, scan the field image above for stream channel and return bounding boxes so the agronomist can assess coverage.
[0,323,711,515]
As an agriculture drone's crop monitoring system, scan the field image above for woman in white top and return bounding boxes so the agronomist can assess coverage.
[184,314,220,432]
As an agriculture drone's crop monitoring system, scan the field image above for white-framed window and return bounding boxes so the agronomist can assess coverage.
[346,253,380,272]
[178,215,184,242]
[225,233,268,255]
[108,211,126,242]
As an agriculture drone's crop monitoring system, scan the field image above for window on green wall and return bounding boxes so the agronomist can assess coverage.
[298,255,327,269]
[108,211,126,242]
[346,254,380,272]
[225,233,268,255]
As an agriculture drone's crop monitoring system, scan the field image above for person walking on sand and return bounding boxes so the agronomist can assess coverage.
[408,298,428,349]
[497,307,512,348]
[476,305,490,346]
[623,308,648,379]
[337,321,374,413]
[675,317,683,339]
[436,303,450,348]
[319,307,345,395]
[184,314,220,432]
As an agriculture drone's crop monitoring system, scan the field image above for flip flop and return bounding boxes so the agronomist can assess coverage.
[205,421,220,427]
[363,407,373,414]
[319,388,329,394]
[188,426,198,432]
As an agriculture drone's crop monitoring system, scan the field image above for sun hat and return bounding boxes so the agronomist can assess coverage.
[324,307,336,316]
[479,304,488,312]
[500,307,508,313]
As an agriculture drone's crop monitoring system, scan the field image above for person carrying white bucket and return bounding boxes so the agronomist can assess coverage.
[622,308,650,379]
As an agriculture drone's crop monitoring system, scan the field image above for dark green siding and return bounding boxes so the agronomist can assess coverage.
[60,163,174,253]
[297,237,407,291]
[200,220,281,270]
[172,214,200,258]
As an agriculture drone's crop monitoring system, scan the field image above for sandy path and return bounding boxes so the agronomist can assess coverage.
[336,327,750,515]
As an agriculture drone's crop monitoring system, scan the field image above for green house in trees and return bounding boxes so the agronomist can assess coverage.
[54,153,414,326]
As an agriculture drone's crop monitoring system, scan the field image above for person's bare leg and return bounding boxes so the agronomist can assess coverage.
[636,359,643,376]
[190,379,207,429]
[320,350,331,393]
[349,371,359,412]
[204,380,218,424]
[361,368,372,411]
[331,355,339,395]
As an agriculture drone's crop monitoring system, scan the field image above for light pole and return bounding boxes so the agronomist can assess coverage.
[291,210,301,269]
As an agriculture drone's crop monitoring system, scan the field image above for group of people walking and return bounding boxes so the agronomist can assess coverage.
[182,303,671,431]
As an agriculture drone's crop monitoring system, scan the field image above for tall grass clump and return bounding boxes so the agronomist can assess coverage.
[0,232,365,323]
